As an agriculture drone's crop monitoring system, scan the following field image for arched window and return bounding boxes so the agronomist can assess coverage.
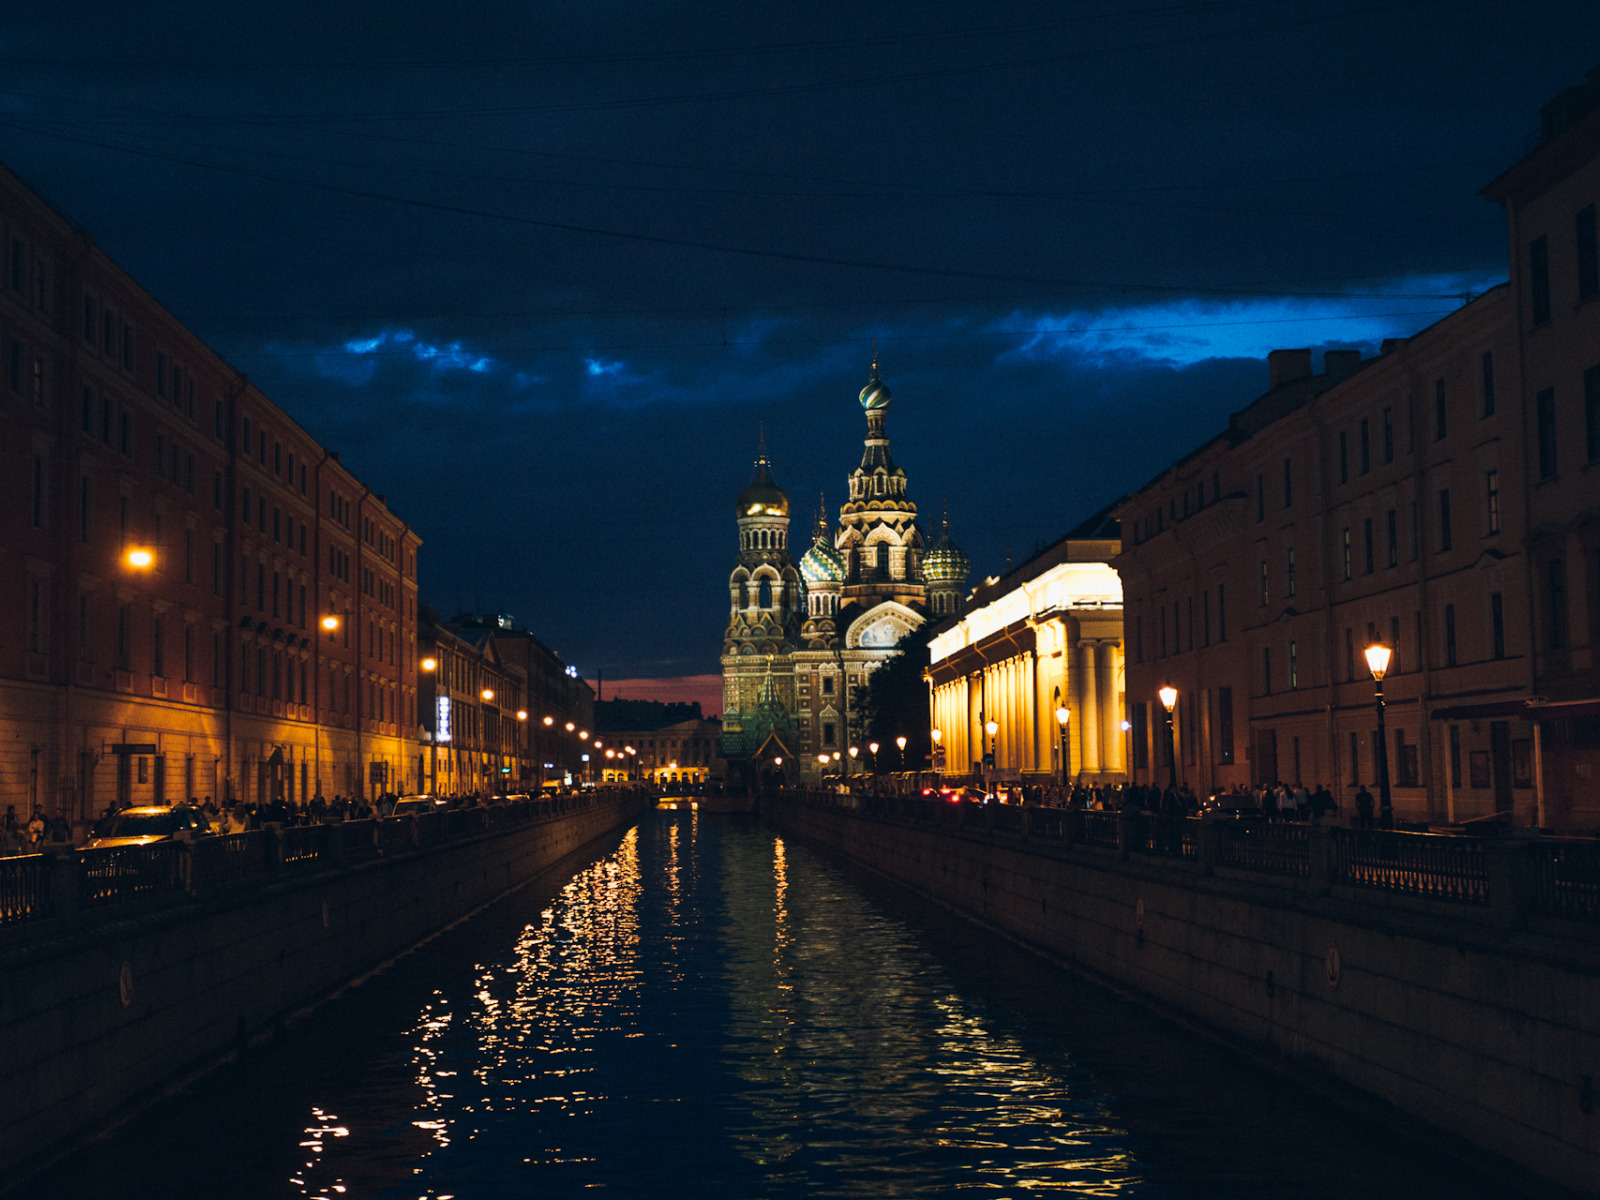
[737,582,747,609]
[759,579,772,609]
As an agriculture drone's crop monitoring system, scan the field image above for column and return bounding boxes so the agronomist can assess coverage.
[1081,642,1101,775]
[1096,643,1117,776]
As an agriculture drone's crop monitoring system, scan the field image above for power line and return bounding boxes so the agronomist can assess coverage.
[0,118,1476,303]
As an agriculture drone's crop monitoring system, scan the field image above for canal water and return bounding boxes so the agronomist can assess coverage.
[32,810,1508,1199]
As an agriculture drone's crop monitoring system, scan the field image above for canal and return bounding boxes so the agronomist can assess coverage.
[28,809,1510,1199]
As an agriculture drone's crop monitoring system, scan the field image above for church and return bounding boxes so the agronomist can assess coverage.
[719,361,970,783]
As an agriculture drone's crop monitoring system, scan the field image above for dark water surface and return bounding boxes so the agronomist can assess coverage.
[31,811,1505,1199]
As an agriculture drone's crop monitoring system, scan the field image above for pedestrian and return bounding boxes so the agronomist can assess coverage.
[26,807,46,850]
[1355,784,1375,830]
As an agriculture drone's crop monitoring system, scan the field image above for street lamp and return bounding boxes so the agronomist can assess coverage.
[930,728,942,775]
[124,547,155,570]
[1055,704,1071,787]
[984,719,998,792]
[1365,644,1394,829]
[1158,685,1178,789]
[868,740,880,773]
[896,735,907,770]
[848,746,859,775]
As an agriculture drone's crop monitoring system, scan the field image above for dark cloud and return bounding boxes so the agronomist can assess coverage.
[1,0,1595,678]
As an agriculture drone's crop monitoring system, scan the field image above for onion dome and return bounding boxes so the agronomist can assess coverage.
[736,447,790,518]
[800,533,845,584]
[923,518,970,584]
[858,368,892,411]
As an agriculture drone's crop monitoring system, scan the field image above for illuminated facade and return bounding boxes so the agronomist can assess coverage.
[719,363,970,781]
[597,718,722,785]
[0,158,421,831]
[928,516,1125,783]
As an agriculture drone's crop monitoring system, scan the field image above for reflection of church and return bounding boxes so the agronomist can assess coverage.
[719,362,970,782]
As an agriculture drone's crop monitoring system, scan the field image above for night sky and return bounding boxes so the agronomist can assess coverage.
[3,2,1596,707]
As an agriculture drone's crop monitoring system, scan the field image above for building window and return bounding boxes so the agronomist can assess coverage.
[1338,431,1348,484]
[1349,731,1360,787]
[1363,518,1374,573]
[1391,615,1402,674]
[1359,418,1371,474]
[1530,235,1551,324]
[1491,591,1506,659]
[1202,590,1210,647]
[1262,647,1272,696]
[1449,724,1463,790]
[1386,508,1398,567]
[1548,558,1568,649]
[31,454,46,528]
[116,605,130,671]
[1282,457,1293,508]
[1579,203,1599,303]
[1341,527,1352,581]
[1486,470,1500,535]
[1586,366,1600,464]
[1443,603,1457,668]
[1259,561,1268,607]
[1217,584,1226,642]
[152,616,165,678]
[1529,385,1555,480]
[1288,641,1298,690]
[1482,351,1496,417]
[1344,627,1355,681]
[822,676,833,695]
[823,722,836,747]
[1382,406,1394,464]
[1255,474,1264,522]
[1438,489,1452,552]
[1286,547,1296,597]
[1434,380,1447,441]
[79,475,92,543]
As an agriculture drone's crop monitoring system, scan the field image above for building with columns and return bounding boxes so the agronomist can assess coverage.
[719,362,971,783]
[927,513,1124,784]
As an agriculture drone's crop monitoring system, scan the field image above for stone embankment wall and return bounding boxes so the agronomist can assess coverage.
[0,791,649,1181]
[766,796,1600,1196]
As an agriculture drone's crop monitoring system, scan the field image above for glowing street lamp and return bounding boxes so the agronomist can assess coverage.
[868,740,880,772]
[321,614,340,632]
[930,727,943,774]
[420,657,437,672]
[481,688,495,701]
[1055,704,1071,787]
[565,721,575,731]
[1158,685,1178,789]
[124,547,155,570]
[1365,644,1394,828]
[984,719,998,791]
[543,715,554,726]
[848,745,859,776]
[517,710,528,721]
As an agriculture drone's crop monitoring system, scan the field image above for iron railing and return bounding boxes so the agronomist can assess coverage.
[188,831,272,889]
[1531,840,1600,919]
[0,853,51,925]
[78,842,186,905]
[1215,822,1311,878]
[1330,829,1488,904]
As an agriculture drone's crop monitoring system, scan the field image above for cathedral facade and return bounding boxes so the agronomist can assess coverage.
[719,364,969,782]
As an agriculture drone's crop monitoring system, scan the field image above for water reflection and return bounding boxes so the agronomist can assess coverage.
[28,814,1509,1200]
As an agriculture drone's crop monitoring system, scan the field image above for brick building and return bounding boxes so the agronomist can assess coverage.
[0,159,420,831]
[1114,67,1600,830]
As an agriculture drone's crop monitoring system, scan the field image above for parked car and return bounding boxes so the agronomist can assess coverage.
[390,795,447,818]
[84,806,212,849]
[1201,794,1265,821]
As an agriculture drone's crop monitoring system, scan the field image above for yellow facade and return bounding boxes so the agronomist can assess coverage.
[928,534,1125,784]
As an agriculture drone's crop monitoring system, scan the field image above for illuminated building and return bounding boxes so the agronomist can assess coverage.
[927,514,1125,783]
[418,612,593,792]
[0,159,420,828]
[596,717,722,785]
[719,361,970,781]
[1111,66,1600,828]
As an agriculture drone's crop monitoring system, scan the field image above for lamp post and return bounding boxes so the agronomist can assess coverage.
[930,728,943,776]
[895,734,908,772]
[1055,705,1071,787]
[419,656,438,793]
[984,719,998,794]
[1158,685,1178,790]
[321,609,365,799]
[848,745,859,776]
[1365,644,1394,829]
[868,741,880,773]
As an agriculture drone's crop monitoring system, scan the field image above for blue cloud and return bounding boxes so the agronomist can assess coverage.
[993,272,1506,368]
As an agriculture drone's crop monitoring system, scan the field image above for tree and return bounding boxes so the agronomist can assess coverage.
[861,623,936,770]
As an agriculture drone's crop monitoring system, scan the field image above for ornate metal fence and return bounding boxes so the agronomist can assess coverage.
[1330,830,1488,904]
[78,842,186,905]
[0,854,51,925]
[1531,840,1600,919]
[1216,823,1311,878]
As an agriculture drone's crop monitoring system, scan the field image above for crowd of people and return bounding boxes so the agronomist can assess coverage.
[845,774,1380,826]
